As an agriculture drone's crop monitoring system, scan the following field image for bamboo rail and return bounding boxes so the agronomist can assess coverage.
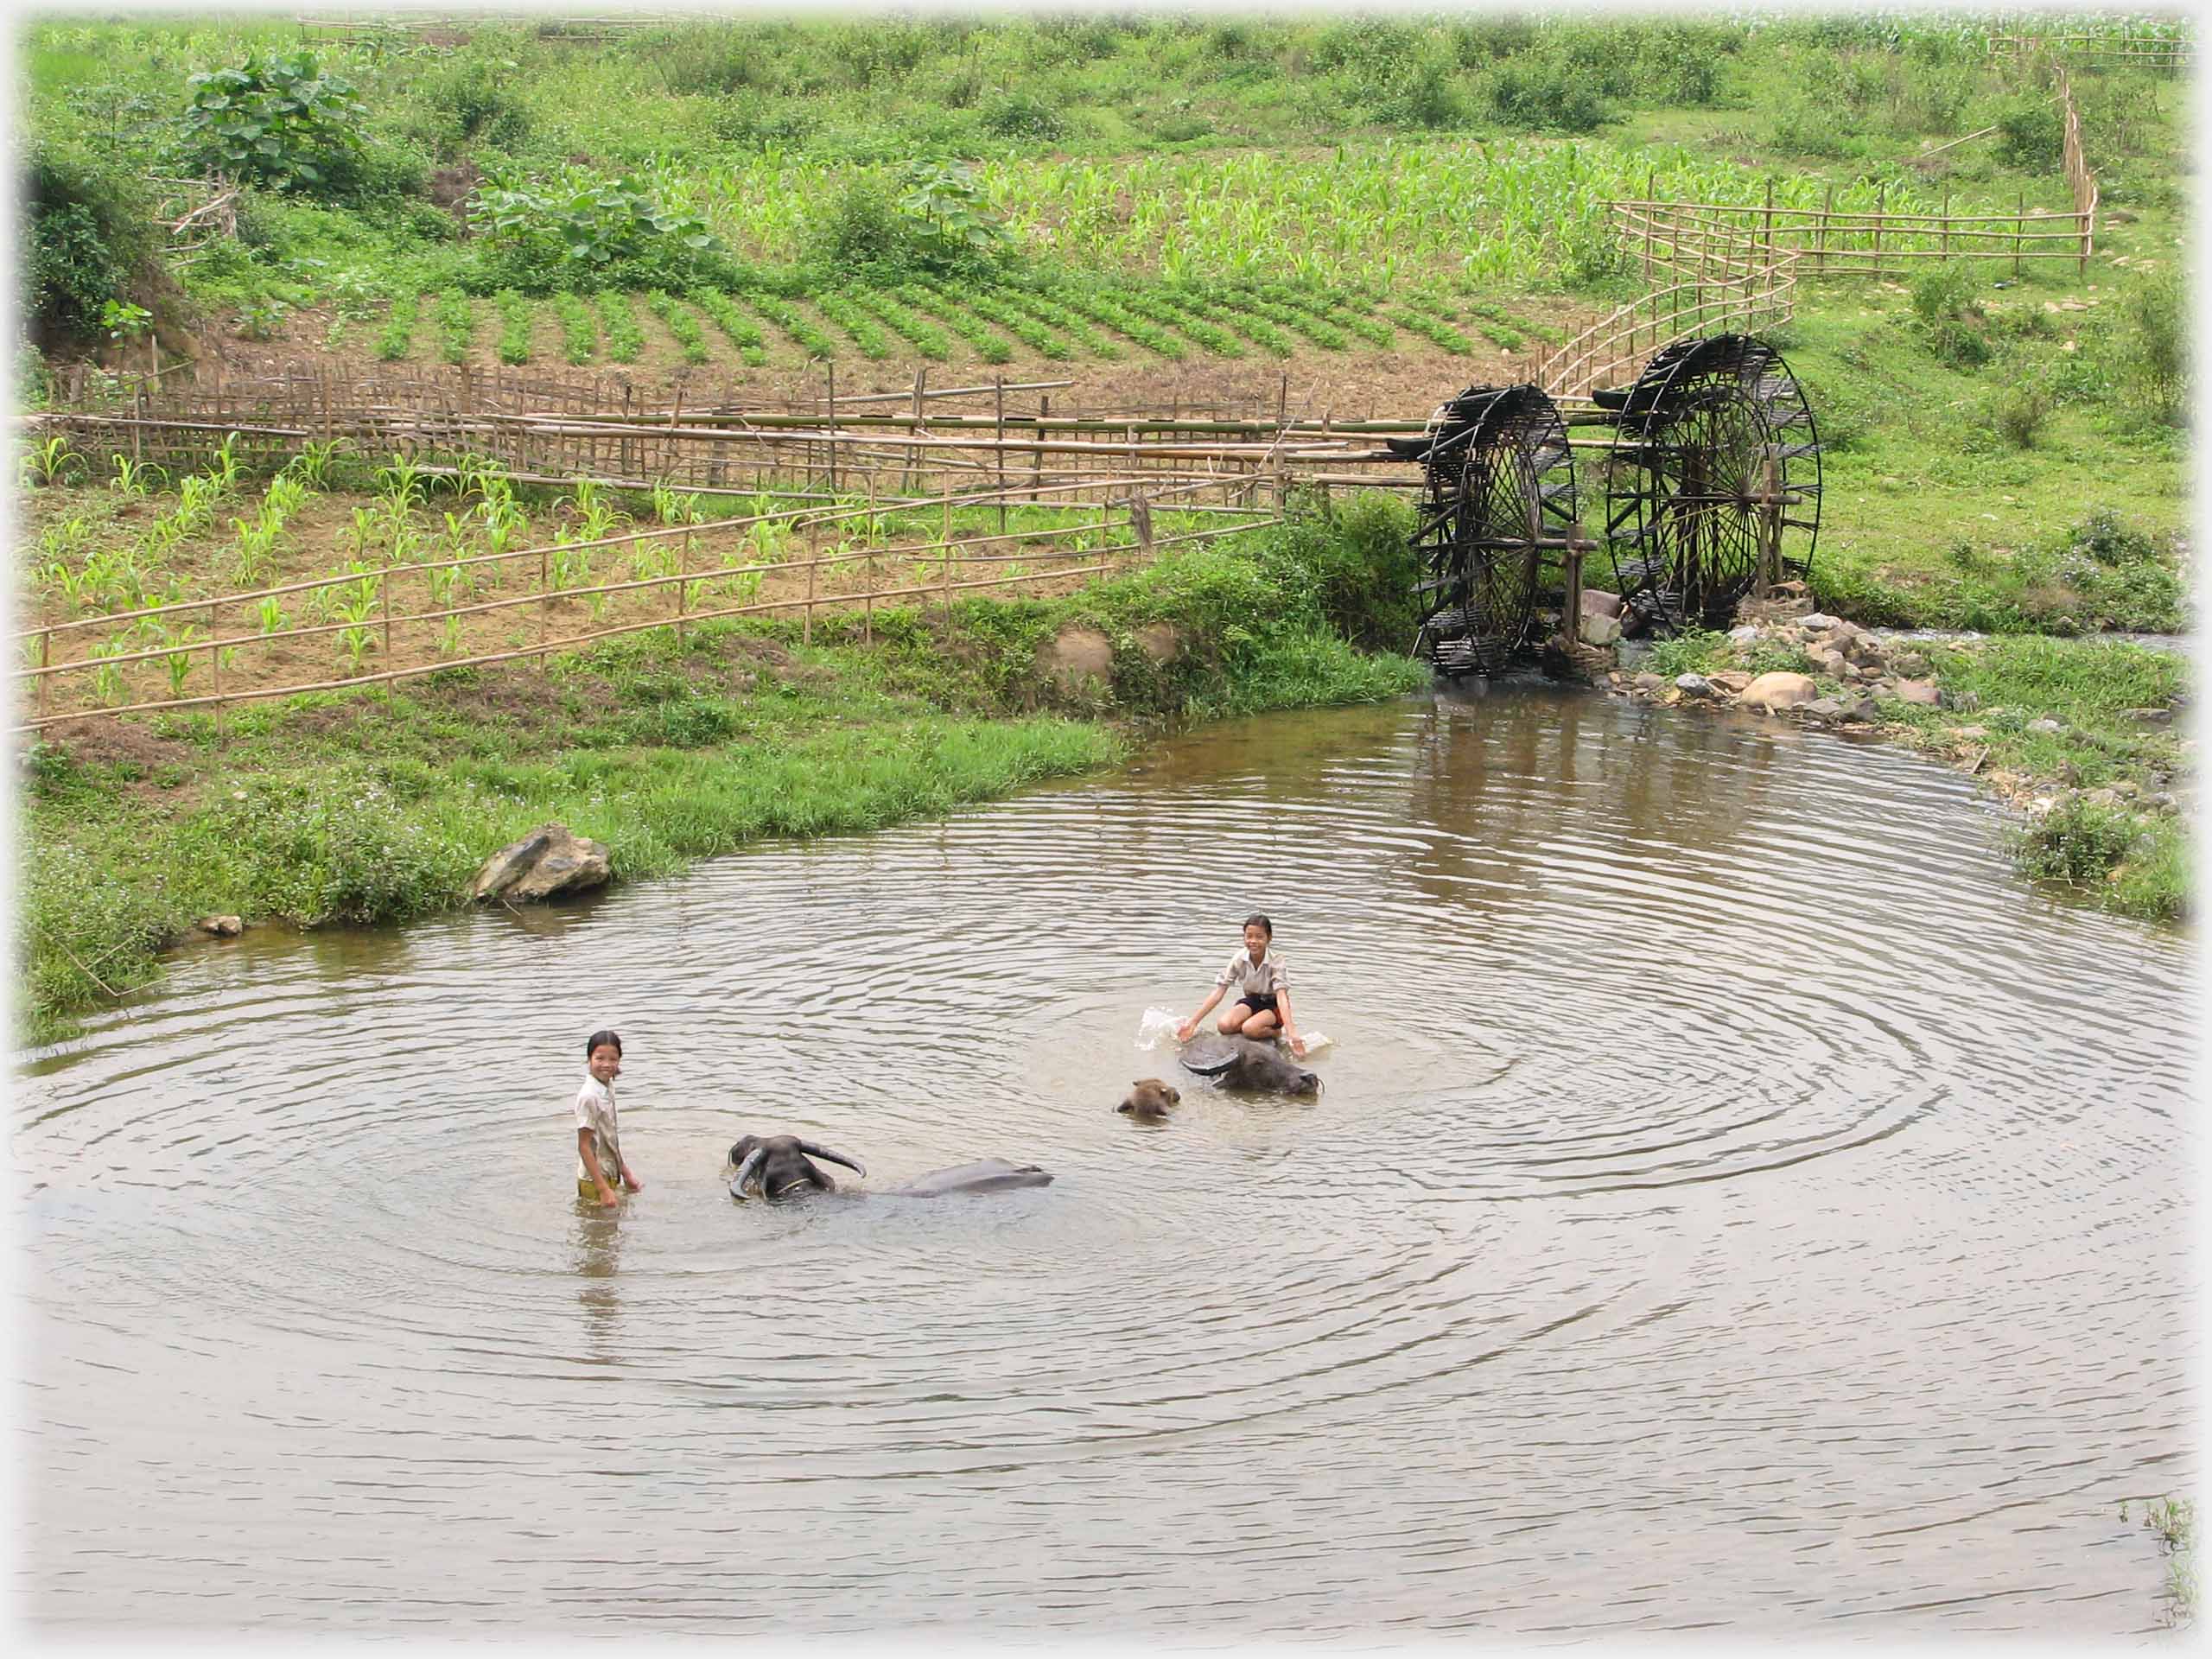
[15,470,1278,731]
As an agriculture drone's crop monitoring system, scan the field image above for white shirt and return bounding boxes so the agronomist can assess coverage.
[1217,948,1289,998]
[573,1074,623,1185]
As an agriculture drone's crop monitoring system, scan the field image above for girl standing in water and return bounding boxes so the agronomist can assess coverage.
[1176,913,1306,1058]
[575,1028,645,1206]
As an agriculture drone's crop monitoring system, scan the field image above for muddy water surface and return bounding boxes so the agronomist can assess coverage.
[17,685,2196,1638]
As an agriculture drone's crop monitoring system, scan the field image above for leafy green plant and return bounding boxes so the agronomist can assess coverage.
[207,432,243,496]
[471,165,725,289]
[284,439,346,492]
[377,452,426,517]
[235,297,288,340]
[551,290,596,364]
[21,435,84,487]
[232,515,282,585]
[433,289,474,365]
[690,288,768,365]
[157,622,202,697]
[493,289,533,365]
[256,594,287,634]
[595,289,645,362]
[107,453,164,495]
[375,292,418,362]
[182,52,368,193]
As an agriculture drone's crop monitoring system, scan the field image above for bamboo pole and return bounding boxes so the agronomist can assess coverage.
[676,528,689,651]
[994,375,1007,538]
[537,542,550,669]
[2015,191,2025,277]
[804,543,817,645]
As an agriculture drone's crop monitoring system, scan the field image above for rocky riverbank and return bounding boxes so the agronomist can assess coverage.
[1577,583,2192,921]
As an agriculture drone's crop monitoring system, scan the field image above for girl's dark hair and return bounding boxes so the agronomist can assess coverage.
[1243,913,1273,938]
[586,1028,623,1057]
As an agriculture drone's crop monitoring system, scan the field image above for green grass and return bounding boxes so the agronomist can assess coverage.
[19,508,1425,1046]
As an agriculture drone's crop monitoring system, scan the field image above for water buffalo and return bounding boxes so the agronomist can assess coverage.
[1118,1078,1181,1120]
[1178,1033,1320,1096]
[727,1135,1051,1201]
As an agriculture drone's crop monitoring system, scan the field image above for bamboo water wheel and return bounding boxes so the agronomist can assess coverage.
[1596,334,1822,632]
[1386,383,1577,677]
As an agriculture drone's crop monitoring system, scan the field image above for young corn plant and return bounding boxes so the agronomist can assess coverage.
[333,563,381,672]
[256,594,288,635]
[207,432,244,495]
[108,454,166,496]
[90,636,130,707]
[377,452,426,518]
[232,516,282,586]
[651,482,704,526]
[173,474,219,533]
[283,439,346,492]
[157,623,202,699]
[447,451,500,505]
[21,435,84,488]
[347,505,381,561]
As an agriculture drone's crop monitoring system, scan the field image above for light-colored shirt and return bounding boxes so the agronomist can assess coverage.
[573,1074,623,1186]
[1216,948,1289,998]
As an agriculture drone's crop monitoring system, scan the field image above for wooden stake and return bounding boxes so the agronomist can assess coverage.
[825,360,838,494]
[804,543,816,645]
[2015,190,2025,277]
[995,374,1007,537]
[538,543,550,669]
[37,629,51,721]
[676,529,689,652]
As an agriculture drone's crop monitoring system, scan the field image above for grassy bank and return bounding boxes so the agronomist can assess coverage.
[16,505,1425,1046]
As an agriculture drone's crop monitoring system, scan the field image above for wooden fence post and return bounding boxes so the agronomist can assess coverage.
[676,528,689,652]
[380,569,392,663]
[825,360,838,495]
[38,629,51,721]
[2015,190,2025,277]
[804,543,817,645]
[1818,181,1833,276]
[995,374,1007,537]
[538,542,550,670]
[1560,523,1585,651]
[1872,185,1885,274]
[1942,185,1952,262]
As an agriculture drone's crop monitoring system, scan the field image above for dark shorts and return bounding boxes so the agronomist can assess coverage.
[1236,993,1279,1016]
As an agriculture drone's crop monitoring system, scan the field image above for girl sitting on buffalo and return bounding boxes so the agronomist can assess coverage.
[1176,912,1307,1058]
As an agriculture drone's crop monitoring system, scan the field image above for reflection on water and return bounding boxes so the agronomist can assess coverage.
[16,683,2194,1638]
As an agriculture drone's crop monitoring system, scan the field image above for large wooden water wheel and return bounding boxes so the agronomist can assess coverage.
[1597,334,1822,632]
[1386,383,1576,677]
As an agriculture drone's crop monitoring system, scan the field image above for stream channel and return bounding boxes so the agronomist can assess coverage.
[16,681,2196,1639]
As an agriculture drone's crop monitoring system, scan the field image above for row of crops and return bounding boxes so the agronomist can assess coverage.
[335,282,1561,370]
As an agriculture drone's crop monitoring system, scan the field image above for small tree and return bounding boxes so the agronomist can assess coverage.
[182,52,368,193]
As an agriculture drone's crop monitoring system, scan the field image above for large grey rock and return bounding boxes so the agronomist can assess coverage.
[1800,612,1841,632]
[1675,673,1714,698]
[1580,588,1624,620]
[2027,717,2063,735]
[1738,671,1820,711]
[473,822,613,903]
[1892,651,1934,678]
[1580,614,1622,647]
[1633,672,1668,694]
[195,914,244,938]
[1891,679,1942,707]
[1037,626,1115,694]
[2124,706,2175,726]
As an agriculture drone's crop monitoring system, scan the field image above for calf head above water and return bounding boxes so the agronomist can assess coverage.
[1118,1078,1181,1120]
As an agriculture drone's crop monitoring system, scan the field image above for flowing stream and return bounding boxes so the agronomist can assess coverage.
[16,684,2196,1639]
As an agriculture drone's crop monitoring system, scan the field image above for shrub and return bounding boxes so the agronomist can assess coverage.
[1487,60,1606,132]
[469,166,726,293]
[2118,269,2185,423]
[1910,264,1990,368]
[804,161,1013,278]
[1993,96,2063,168]
[1991,380,2051,449]
[25,141,154,339]
[980,92,1065,141]
[181,52,369,194]
[2016,797,2141,889]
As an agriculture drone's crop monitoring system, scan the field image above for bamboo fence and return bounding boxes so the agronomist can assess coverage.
[1607,190,2093,282]
[1989,33,2193,69]
[13,471,1281,732]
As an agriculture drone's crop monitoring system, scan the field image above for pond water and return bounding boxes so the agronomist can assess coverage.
[16,684,2196,1639]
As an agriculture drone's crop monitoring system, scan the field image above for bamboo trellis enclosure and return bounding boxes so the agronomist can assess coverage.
[13,471,1280,732]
